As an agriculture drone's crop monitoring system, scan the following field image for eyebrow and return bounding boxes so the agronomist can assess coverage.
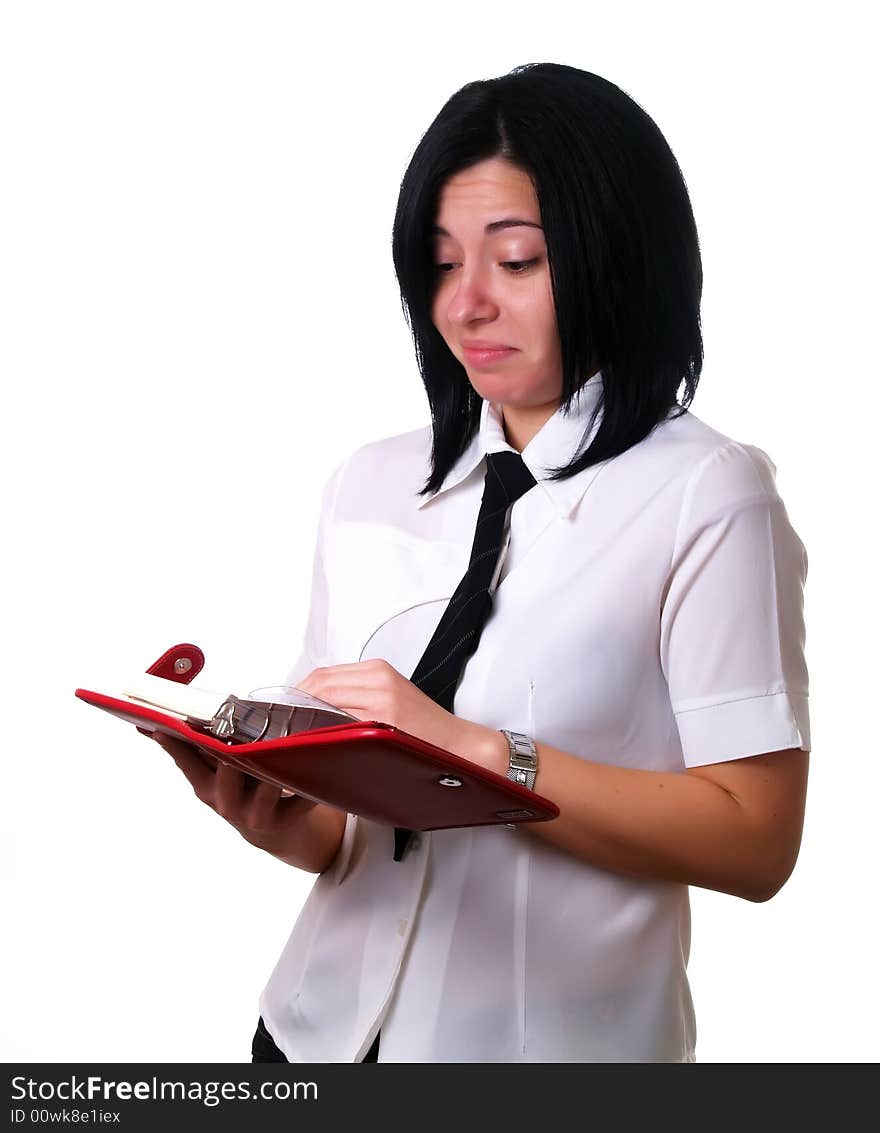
[431,218,544,237]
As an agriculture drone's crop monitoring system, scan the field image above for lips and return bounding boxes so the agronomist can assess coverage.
[461,340,515,350]
[461,343,518,367]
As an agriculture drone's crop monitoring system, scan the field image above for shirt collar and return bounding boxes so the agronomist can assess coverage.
[416,371,606,519]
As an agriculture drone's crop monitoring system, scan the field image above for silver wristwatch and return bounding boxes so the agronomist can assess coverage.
[501,729,538,791]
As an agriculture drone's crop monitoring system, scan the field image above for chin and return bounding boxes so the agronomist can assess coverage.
[470,382,554,409]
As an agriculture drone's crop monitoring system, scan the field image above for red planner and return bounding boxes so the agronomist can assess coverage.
[75,644,559,832]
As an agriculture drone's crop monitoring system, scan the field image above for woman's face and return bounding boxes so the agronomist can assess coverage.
[430,157,564,416]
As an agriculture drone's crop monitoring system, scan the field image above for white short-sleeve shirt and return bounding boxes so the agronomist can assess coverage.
[258,371,810,1063]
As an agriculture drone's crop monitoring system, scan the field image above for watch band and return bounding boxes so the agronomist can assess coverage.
[501,728,538,791]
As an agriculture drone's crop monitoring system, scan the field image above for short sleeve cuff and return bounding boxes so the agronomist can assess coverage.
[675,691,810,767]
[330,812,359,885]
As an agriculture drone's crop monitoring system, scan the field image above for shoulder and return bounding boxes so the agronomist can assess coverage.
[327,423,434,523]
[634,410,796,561]
[644,407,782,509]
[346,423,433,479]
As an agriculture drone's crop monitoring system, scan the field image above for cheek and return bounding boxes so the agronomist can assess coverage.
[514,291,560,354]
[430,293,450,340]
[537,291,562,355]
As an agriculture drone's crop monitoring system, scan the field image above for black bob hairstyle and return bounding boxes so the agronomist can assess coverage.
[391,62,703,497]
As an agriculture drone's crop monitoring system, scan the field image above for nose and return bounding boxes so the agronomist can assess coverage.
[442,265,499,327]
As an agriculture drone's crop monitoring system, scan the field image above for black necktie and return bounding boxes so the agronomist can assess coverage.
[393,449,538,861]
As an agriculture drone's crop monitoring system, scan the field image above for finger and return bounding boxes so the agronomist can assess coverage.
[246,779,290,828]
[300,665,374,700]
[311,662,372,675]
[235,778,315,832]
[152,732,217,797]
[213,759,250,817]
[304,679,375,717]
[151,730,213,760]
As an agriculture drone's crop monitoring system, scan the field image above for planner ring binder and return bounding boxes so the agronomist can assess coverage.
[75,644,560,833]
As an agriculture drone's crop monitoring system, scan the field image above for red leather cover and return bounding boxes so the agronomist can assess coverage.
[75,688,559,831]
[146,644,205,684]
[132,643,206,736]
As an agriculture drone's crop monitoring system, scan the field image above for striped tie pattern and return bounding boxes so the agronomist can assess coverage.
[393,449,538,861]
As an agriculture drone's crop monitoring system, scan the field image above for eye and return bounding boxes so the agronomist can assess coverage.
[432,258,540,275]
[502,258,539,274]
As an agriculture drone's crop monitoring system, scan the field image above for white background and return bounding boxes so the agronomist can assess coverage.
[2,1,877,1063]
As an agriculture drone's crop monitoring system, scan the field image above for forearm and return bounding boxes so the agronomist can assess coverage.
[261,802,347,875]
[473,725,771,902]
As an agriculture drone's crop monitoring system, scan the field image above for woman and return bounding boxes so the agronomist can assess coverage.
[155,63,810,1063]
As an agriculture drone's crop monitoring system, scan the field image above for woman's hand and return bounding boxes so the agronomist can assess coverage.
[296,659,505,772]
[149,731,346,873]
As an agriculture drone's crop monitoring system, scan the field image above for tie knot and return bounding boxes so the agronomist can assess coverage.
[485,449,538,507]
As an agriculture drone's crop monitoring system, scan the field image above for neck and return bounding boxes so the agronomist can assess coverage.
[500,400,560,453]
